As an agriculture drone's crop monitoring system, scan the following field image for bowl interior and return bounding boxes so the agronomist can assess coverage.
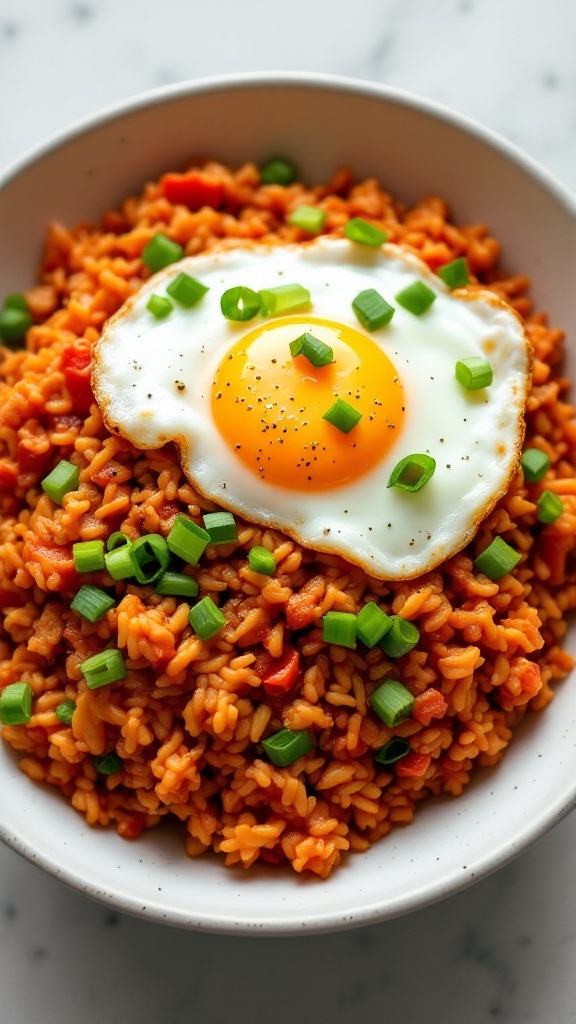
[1,77,576,933]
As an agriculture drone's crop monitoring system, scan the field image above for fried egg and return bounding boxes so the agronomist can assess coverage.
[92,237,531,579]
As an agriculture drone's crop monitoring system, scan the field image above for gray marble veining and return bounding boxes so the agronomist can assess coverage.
[1,1,576,1022]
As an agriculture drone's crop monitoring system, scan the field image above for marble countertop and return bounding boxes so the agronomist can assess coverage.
[1,1,575,1021]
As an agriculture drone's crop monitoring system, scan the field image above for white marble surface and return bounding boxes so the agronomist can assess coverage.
[1,1,576,1021]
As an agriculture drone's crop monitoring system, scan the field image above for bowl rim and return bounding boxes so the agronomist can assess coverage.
[1,70,576,935]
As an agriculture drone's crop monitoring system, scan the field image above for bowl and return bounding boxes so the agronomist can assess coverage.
[1,72,576,935]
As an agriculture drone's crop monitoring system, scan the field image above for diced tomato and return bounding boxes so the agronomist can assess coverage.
[286,575,325,630]
[412,688,448,727]
[395,751,431,778]
[17,442,51,477]
[259,646,300,694]
[61,341,94,414]
[0,460,18,490]
[161,172,226,211]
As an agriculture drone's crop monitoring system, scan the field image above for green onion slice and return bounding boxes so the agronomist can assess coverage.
[81,648,126,689]
[322,610,357,649]
[374,737,411,765]
[474,536,521,580]
[521,448,551,483]
[70,584,115,623]
[146,294,173,319]
[0,682,32,725]
[438,257,470,288]
[154,571,199,598]
[370,679,414,727]
[104,544,134,581]
[262,727,313,767]
[352,288,395,331]
[288,205,326,234]
[379,617,420,658]
[129,534,170,585]
[395,280,436,315]
[107,531,130,552]
[166,272,208,308]
[322,397,362,434]
[289,332,334,367]
[93,752,122,775]
[248,546,276,576]
[388,453,436,492]
[0,306,33,347]
[455,356,493,390]
[167,514,210,565]
[4,293,29,312]
[537,490,563,525]
[202,511,238,545]
[220,286,262,322]
[258,283,311,317]
[189,596,226,641]
[141,233,184,272]
[344,218,387,247]
[73,539,105,573]
[41,459,79,505]
[356,602,393,648]
[260,157,297,186]
[55,700,76,726]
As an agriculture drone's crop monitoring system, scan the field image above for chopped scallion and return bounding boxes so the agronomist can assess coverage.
[344,218,387,247]
[70,584,115,623]
[438,257,470,288]
[146,294,173,319]
[189,596,226,640]
[141,233,184,272]
[537,490,563,525]
[41,459,79,504]
[220,286,261,322]
[4,294,29,312]
[356,602,393,648]
[521,448,551,483]
[388,453,436,492]
[288,205,326,234]
[322,397,362,434]
[370,679,414,727]
[379,617,420,658]
[104,544,134,581]
[262,727,313,767]
[455,356,493,390]
[154,571,199,598]
[395,280,436,315]
[55,700,76,726]
[81,648,126,689]
[107,531,130,551]
[248,546,276,576]
[72,539,105,573]
[374,736,411,765]
[289,331,333,367]
[166,272,208,308]
[352,288,395,331]
[474,536,521,580]
[93,752,122,775]
[258,283,311,317]
[260,157,297,186]
[129,534,170,584]
[167,514,210,565]
[0,681,32,725]
[202,511,238,545]
[322,610,357,649]
[0,305,32,346]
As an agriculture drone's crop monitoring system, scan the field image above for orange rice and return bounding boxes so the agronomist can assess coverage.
[0,159,575,878]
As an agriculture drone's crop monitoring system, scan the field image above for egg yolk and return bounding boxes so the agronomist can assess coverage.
[211,316,405,491]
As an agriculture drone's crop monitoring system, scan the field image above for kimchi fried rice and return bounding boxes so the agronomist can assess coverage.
[0,160,575,879]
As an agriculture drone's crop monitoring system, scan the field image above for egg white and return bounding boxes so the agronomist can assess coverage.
[93,237,531,580]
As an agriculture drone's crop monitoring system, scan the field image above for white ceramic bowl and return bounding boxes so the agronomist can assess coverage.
[1,73,576,935]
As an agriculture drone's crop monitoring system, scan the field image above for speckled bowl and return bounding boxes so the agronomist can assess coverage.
[1,73,576,935]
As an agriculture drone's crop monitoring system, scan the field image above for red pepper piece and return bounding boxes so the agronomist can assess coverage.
[161,172,226,211]
[61,341,94,414]
[395,751,431,778]
[260,646,300,694]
